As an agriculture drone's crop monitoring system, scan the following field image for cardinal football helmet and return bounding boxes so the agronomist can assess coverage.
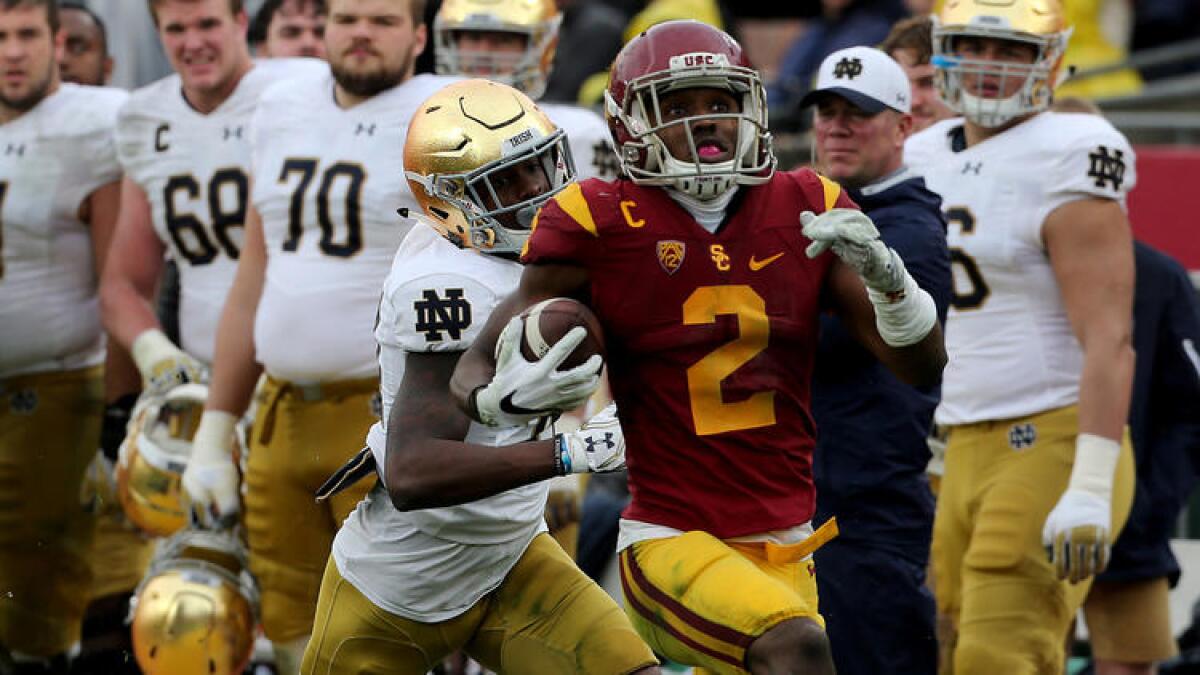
[116,384,208,537]
[434,0,561,99]
[129,528,259,675]
[604,20,774,200]
[933,0,1071,127]
[404,79,575,255]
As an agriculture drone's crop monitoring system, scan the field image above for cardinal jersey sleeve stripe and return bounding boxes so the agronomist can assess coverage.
[551,182,600,237]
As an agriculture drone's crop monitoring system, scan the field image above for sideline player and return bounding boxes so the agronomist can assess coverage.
[452,20,946,674]
[904,0,1139,671]
[102,0,325,400]
[433,0,616,181]
[802,45,951,675]
[250,0,326,59]
[180,0,456,670]
[57,2,111,86]
[0,0,126,671]
[302,78,659,674]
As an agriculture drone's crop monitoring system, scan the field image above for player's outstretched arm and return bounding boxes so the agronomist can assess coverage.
[182,204,268,528]
[805,208,946,385]
[387,351,625,510]
[1041,197,1135,583]
[450,262,591,421]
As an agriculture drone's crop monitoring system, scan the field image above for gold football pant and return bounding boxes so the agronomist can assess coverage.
[619,523,836,675]
[932,405,1135,675]
[244,375,377,643]
[1084,577,1178,663]
[301,533,658,674]
[0,366,103,656]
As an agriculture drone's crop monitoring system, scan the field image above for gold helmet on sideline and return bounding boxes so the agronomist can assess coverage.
[129,528,258,675]
[932,0,1071,127]
[116,384,209,537]
[404,79,575,256]
[433,0,561,99]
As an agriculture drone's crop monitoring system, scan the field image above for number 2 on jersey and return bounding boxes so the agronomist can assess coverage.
[278,158,365,257]
[683,285,775,435]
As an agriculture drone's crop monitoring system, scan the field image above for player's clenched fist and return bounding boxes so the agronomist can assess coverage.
[131,328,206,397]
[181,410,241,529]
[1042,433,1121,583]
[555,402,626,474]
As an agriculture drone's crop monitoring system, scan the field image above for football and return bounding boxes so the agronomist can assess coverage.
[518,298,605,371]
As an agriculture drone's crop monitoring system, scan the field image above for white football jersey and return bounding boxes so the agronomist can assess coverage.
[251,72,459,382]
[333,220,549,621]
[905,112,1137,425]
[540,101,619,181]
[0,84,127,377]
[116,58,327,364]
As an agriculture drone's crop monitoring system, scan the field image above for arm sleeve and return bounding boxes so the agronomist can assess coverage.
[384,273,503,353]
[1034,116,1138,240]
[520,183,602,266]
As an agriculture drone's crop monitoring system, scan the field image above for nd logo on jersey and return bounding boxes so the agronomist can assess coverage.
[413,289,471,342]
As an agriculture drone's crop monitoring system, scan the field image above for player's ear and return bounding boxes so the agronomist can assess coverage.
[103,55,113,84]
[413,22,428,59]
[896,112,914,143]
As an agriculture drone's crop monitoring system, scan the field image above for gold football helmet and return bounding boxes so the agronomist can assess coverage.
[933,0,1071,127]
[404,78,575,255]
[116,384,209,537]
[129,528,259,675]
[433,0,561,99]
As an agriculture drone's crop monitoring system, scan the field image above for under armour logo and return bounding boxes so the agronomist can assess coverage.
[833,57,863,80]
[1008,423,1037,450]
[413,288,472,342]
[1087,145,1125,190]
[356,123,376,136]
[592,139,621,178]
[585,433,615,453]
[5,143,24,157]
[962,161,982,175]
[223,126,243,140]
[8,389,37,415]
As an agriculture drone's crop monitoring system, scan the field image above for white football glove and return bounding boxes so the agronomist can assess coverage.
[131,328,207,397]
[801,209,905,293]
[181,410,241,529]
[1042,434,1120,583]
[555,402,625,474]
[473,317,603,427]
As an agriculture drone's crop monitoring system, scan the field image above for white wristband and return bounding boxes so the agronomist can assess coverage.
[193,410,238,460]
[131,328,182,375]
[867,272,938,347]
[1067,433,1120,499]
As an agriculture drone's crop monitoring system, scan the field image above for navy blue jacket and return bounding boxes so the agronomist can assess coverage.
[812,169,952,563]
[1100,242,1200,585]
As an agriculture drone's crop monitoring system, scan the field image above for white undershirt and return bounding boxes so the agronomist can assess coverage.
[667,186,739,233]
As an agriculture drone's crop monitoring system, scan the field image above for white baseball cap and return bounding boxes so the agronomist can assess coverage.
[800,46,911,115]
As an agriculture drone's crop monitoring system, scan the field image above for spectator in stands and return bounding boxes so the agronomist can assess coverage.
[880,14,954,133]
[248,0,326,59]
[802,45,951,675]
[542,0,626,104]
[1053,96,1200,675]
[767,0,904,131]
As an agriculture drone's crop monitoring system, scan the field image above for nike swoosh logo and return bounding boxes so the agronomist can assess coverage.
[749,252,785,271]
[500,393,544,416]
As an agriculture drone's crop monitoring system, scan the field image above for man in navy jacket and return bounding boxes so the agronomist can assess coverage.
[802,46,952,675]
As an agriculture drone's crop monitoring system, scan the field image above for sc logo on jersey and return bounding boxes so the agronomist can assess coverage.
[413,289,472,342]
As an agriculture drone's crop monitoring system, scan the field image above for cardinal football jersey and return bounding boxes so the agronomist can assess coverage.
[0,84,127,377]
[250,72,458,382]
[522,171,854,538]
[539,101,619,181]
[333,220,548,622]
[905,112,1137,425]
[116,58,327,364]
